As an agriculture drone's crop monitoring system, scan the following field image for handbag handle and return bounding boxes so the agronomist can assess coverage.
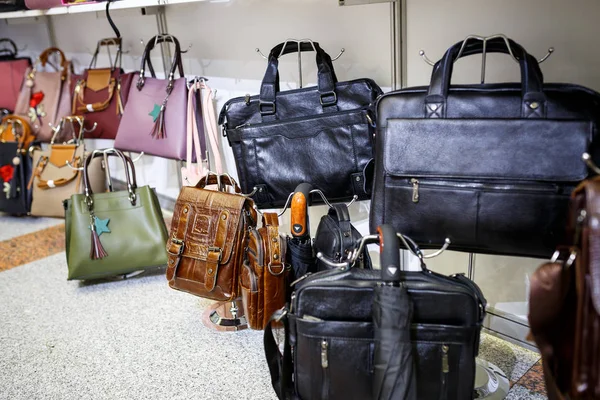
[426,37,546,118]
[195,172,242,194]
[35,47,70,81]
[83,149,137,204]
[50,116,85,145]
[258,41,338,119]
[377,224,402,282]
[0,38,18,58]
[0,115,33,148]
[136,35,185,93]
[89,37,123,71]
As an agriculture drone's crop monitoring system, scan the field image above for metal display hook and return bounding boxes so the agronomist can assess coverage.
[66,150,144,171]
[255,38,345,89]
[419,33,554,84]
[274,189,358,217]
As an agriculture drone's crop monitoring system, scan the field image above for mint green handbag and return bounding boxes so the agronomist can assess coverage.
[65,149,168,280]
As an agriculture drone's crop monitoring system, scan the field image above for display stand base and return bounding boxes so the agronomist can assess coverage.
[201,299,248,332]
[474,358,510,399]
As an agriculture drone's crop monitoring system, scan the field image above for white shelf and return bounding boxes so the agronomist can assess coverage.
[0,0,215,19]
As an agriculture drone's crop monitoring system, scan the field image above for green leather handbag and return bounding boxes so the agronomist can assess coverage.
[64,149,168,280]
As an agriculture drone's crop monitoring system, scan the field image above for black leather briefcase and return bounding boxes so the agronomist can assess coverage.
[264,227,486,400]
[219,41,382,208]
[370,37,600,258]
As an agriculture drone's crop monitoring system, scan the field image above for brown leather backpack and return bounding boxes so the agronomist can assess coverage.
[529,177,600,399]
[240,212,289,330]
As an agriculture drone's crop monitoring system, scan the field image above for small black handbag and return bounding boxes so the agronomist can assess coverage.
[370,37,600,258]
[264,226,486,400]
[313,203,372,271]
[219,41,382,208]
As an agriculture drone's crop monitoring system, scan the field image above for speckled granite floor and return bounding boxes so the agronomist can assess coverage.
[0,214,547,399]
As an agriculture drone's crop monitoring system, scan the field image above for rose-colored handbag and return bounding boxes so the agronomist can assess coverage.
[24,0,61,9]
[71,38,135,140]
[114,34,187,160]
[181,78,222,186]
[0,39,31,111]
[14,47,72,142]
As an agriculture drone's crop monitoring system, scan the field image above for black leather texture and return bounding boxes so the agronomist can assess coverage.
[370,37,600,258]
[313,204,372,271]
[285,267,485,400]
[0,142,32,215]
[220,42,382,208]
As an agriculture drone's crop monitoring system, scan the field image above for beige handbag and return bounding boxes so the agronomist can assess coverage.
[14,47,72,142]
[29,116,106,218]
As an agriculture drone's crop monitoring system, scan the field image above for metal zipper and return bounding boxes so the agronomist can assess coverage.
[321,339,329,400]
[410,178,419,203]
[321,339,329,368]
[441,344,449,400]
[249,229,264,264]
[233,108,366,130]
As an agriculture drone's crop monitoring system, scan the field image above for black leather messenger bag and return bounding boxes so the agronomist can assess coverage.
[219,41,382,208]
[370,37,600,258]
[264,226,486,400]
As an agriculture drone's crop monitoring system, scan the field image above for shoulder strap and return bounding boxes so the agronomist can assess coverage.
[264,310,294,400]
[199,81,223,174]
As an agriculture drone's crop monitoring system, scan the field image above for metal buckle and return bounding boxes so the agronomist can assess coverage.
[319,91,337,106]
[208,246,223,263]
[275,309,288,322]
[259,101,276,116]
[167,238,185,256]
[267,262,286,276]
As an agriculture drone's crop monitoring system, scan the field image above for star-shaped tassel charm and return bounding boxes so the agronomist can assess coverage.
[89,217,111,236]
[149,104,162,122]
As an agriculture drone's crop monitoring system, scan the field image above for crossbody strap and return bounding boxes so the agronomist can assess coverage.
[199,81,222,174]
[264,310,294,400]
[185,83,205,174]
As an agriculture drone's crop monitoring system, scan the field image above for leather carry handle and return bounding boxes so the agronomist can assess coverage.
[378,224,401,282]
[35,47,70,81]
[0,38,18,57]
[83,149,136,198]
[426,37,546,118]
[137,35,185,93]
[0,115,33,147]
[195,172,242,193]
[50,116,85,145]
[259,42,338,118]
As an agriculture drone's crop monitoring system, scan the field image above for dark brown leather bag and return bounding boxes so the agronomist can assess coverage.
[529,177,600,399]
[240,212,289,330]
[166,173,257,301]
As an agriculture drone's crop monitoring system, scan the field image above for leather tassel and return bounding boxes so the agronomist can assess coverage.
[90,226,108,260]
[149,105,167,139]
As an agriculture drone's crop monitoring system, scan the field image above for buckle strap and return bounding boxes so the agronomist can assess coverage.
[167,204,191,281]
[264,212,284,276]
[204,209,230,292]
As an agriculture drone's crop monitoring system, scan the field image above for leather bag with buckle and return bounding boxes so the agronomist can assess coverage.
[370,37,600,258]
[29,116,106,218]
[166,173,258,301]
[14,47,72,142]
[240,212,289,330]
[219,41,382,208]
[0,115,35,215]
[114,34,188,160]
[65,149,168,280]
[71,38,135,140]
[529,176,600,399]
[0,39,31,111]
[264,226,486,400]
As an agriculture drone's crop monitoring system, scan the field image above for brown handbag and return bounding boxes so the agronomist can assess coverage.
[240,212,289,330]
[14,47,72,142]
[71,38,135,140]
[166,173,257,301]
[529,176,600,399]
[29,116,106,218]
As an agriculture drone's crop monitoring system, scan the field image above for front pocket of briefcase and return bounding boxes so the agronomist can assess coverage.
[240,261,261,329]
[411,324,478,400]
[230,109,373,204]
[294,318,374,400]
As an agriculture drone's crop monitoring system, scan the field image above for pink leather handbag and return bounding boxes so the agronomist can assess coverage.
[24,0,61,9]
[114,34,188,160]
[14,47,72,142]
[0,39,31,111]
[181,78,222,186]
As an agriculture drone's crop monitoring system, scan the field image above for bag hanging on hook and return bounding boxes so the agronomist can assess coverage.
[70,38,135,140]
[0,39,31,111]
[29,116,107,218]
[114,34,189,160]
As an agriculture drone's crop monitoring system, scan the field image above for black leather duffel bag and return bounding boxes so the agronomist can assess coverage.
[219,41,382,208]
[370,37,600,258]
[264,225,486,400]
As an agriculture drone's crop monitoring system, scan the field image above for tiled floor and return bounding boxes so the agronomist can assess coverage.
[0,213,548,399]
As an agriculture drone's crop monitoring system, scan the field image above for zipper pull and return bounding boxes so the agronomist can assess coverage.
[244,94,251,105]
[321,340,329,368]
[411,178,420,203]
[442,345,449,373]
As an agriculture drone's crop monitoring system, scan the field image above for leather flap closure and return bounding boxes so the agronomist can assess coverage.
[49,144,78,168]
[177,187,248,265]
[383,118,592,182]
[85,68,112,92]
